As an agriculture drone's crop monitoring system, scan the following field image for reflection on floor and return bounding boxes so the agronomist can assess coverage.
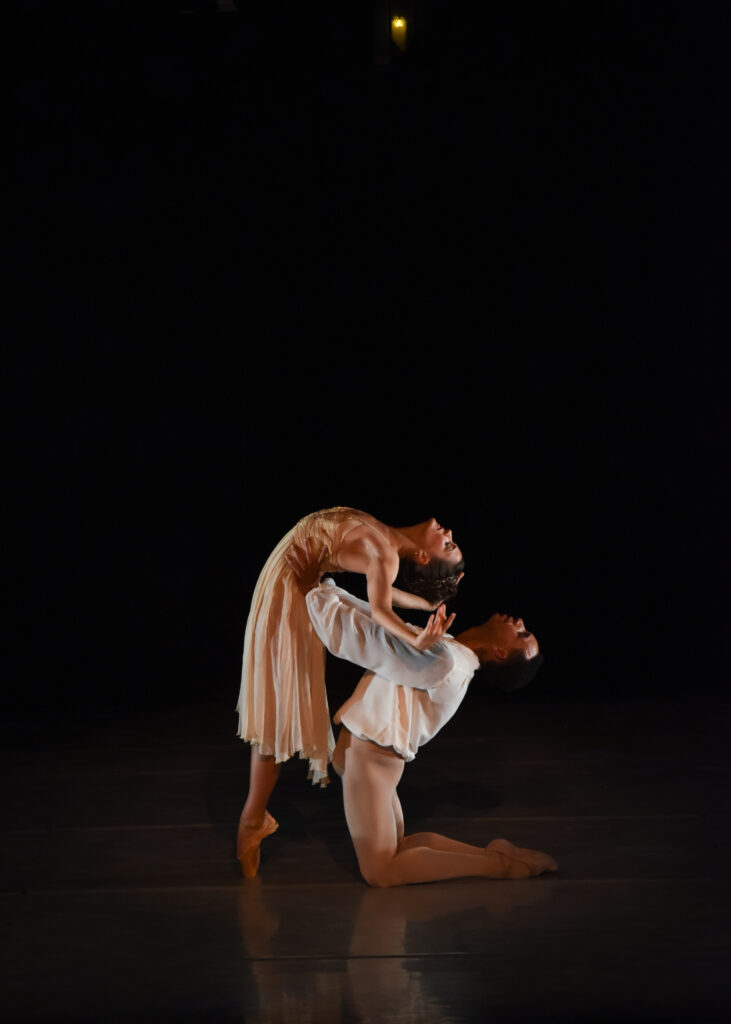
[2,690,730,1023]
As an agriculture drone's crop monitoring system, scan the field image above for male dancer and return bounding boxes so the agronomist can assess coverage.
[284,541,557,887]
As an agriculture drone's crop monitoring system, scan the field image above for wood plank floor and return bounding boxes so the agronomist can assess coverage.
[2,689,730,1023]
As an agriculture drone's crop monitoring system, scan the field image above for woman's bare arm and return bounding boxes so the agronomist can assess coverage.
[286,537,453,651]
[365,553,452,650]
[390,587,439,611]
[334,528,453,649]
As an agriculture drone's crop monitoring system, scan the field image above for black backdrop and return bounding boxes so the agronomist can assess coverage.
[8,3,729,712]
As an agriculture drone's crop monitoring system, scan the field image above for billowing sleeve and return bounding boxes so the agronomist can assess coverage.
[306,579,455,691]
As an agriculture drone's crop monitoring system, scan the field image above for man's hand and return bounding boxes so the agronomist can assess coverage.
[284,539,329,596]
[411,603,456,651]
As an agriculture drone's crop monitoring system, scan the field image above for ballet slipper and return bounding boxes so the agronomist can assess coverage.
[486,838,558,878]
[237,811,279,879]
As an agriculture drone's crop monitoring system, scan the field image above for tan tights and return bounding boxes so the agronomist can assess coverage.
[332,728,557,887]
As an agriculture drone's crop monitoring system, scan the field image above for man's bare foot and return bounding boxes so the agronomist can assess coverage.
[237,811,279,879]
[486,838,558,879]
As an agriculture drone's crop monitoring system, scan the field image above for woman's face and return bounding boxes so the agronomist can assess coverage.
[418,518,463,566]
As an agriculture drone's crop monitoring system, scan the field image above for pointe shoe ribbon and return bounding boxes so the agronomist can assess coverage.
[238,812,279,879]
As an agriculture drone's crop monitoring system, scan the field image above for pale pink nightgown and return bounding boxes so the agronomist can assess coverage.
[236,506,392,785]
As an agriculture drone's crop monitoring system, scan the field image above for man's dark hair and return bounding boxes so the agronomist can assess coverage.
[395,555,465,606]
[478,650,545,693]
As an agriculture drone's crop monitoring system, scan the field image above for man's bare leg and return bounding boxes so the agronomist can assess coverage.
[486,838,558,876]
[399,832,557,876]
[398,832,489,856]
[237,748,281,878]
[392,791,405,845]
[341,734,557,887]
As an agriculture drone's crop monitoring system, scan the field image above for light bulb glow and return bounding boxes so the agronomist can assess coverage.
[391,15,407,51]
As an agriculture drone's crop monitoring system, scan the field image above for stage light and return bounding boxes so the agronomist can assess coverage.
[391,16,407,52]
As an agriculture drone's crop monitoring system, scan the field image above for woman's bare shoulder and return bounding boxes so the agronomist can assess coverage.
[337,524,399,573]
[340,522,394,553]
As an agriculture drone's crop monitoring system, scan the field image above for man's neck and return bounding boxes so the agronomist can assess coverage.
[454,628,483,660]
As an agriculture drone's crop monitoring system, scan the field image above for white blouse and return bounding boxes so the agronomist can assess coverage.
[306,579,480,761]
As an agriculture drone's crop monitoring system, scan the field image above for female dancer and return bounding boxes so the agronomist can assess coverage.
[236,507,464,877]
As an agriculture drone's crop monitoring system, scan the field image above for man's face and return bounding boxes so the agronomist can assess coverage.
[483,613,539,660]
[417,517,463,566]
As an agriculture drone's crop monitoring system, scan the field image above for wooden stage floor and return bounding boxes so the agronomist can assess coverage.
[2,683,730,1023]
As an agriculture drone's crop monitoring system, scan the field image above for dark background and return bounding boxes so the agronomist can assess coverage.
[7,2,729,713]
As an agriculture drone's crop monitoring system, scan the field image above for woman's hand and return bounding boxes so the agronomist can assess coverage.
[284,539,329,596]
[411,603,456,651]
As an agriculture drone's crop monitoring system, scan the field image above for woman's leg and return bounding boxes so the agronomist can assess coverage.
[237,748,281,877]
[342,736,556,886]
[240,748,280,828]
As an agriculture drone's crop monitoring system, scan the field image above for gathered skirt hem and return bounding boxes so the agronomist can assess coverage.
[236,728,334,788]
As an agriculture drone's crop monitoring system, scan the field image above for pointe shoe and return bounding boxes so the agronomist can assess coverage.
[237,811,279,879]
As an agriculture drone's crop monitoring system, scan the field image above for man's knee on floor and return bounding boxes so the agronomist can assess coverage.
[358,857,397,888]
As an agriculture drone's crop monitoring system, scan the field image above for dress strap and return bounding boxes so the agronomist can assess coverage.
[337,514,391,547]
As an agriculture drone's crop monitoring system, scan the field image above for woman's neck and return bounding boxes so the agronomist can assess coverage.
[391,525,421,559]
